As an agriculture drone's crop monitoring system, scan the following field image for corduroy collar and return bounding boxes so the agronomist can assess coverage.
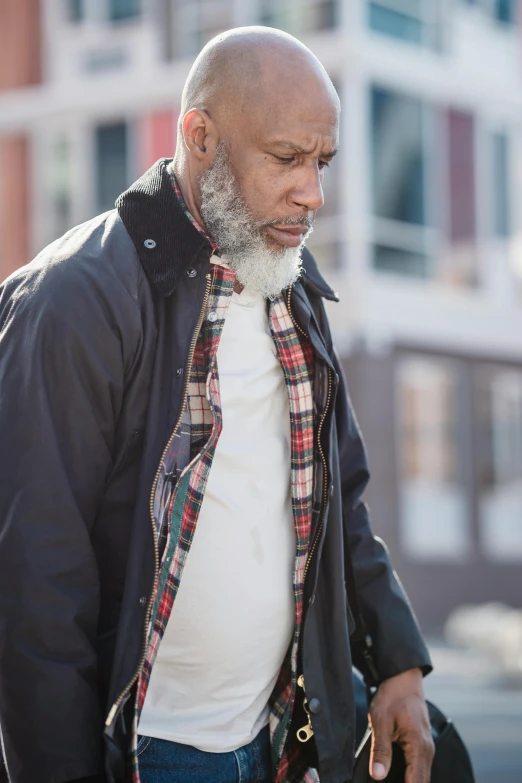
[116,158,338,301]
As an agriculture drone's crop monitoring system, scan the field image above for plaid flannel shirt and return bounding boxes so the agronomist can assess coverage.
[130,175,320,783]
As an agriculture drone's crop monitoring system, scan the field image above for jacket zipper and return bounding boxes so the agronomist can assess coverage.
[105,271,212,728]
[286,285,333,741]
[293,369,331,744]
[303,369,332,586]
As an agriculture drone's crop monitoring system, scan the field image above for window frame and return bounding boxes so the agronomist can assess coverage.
[367,0,442,47]
[395,353,472,562]
[474,363,522,561]
[369,83,439,279]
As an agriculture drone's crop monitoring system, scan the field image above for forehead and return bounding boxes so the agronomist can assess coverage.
[249,89,340,151]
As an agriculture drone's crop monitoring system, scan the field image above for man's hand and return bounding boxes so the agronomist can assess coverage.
[369,667,434,783]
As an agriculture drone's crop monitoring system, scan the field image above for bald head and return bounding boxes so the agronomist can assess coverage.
[173,26,340,275]
[179,26,339,131]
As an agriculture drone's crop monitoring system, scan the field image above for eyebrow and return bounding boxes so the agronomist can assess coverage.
[271,141,338,160]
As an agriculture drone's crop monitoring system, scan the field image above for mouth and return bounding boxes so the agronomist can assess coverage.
[265,225,309,248]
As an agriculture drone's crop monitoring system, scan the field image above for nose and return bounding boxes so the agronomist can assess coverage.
[288,163,325,213]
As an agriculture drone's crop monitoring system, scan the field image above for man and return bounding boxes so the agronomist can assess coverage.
[0,27,434,783]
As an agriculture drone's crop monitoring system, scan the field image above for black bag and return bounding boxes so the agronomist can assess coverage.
[345,541,475,782]
[352,696,475,782]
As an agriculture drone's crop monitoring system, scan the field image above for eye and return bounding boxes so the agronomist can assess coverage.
[318,160,330,170]
[273,155,296,164]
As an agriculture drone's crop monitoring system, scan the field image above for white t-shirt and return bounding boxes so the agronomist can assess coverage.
[138,288,296,751]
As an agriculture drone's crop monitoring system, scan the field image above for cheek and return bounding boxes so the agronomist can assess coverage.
[240,159,289,219]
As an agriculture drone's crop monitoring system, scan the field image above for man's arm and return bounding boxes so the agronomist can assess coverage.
[332,349,431,682]
[0,246,141,783]
[332,350,435,781]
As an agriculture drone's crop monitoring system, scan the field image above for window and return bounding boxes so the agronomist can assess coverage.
[493,0,516,24]
[95,122,129,213]
[170,0,233,58]
[371,86,431,277]
[368,0,440,46]
[442,109,477,285]
[67,0,84,22]
[476,367,522,560]
[374,246,427,277]
[108,0,140,22]
[492,131,511,239]
[397,357,470,560]
[259,0,338,32]
[52,137,72,240]
[369,1,423,43]
[41,134,73,247]
[372,87,425,226]
[371,89,480,286]
[461,0,517,26]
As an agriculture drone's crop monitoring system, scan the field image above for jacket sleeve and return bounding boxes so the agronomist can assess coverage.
[332,350,433,685]
[0,248,141,783]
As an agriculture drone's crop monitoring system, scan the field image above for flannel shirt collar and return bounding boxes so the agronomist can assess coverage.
[117,158,338,301]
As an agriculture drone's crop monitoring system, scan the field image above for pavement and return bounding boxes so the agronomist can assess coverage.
[423,642,522,783]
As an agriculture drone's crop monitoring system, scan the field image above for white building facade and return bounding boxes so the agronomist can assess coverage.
[1,0,521,629]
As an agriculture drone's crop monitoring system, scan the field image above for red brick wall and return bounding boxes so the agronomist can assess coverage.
[0,137,30,281]
[0,0,41,279]
[0,0,41,90]
[140,110,178,173]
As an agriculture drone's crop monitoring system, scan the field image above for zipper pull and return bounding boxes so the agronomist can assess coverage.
[296,674,315,743]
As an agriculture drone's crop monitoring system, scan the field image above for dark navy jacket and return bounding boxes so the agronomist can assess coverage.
[0,159,431,783]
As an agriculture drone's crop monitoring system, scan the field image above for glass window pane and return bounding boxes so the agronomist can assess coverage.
[476,366,522,560]
[374,245,428,277]
[371,86,425,226]
[53,137,72,238]
[43,135,73,245]
[492,131,511,238]
[172,0,233,57]
[315,0,338,30]
[259,0,295,30]
[494,0,516,24]
[95,122,129,213]
[259,0,337,34]
[303,0,338,31]
[109,0,140,22]
[369,3,423,43]
[398,357,469,560]
[67,0,84,22]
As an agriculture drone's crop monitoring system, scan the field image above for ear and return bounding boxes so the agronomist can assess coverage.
[182,108,218,161]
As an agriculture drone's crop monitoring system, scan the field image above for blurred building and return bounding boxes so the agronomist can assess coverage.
[1,0,521,632]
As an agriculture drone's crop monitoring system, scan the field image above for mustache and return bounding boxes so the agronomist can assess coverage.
[263,215,315,230]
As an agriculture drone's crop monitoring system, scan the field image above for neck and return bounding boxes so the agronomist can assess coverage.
[171,156,208,233]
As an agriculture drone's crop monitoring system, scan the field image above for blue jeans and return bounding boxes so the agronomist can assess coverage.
[137,725,273,783]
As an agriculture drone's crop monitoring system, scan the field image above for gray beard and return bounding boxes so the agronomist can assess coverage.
[199,143,313,299]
